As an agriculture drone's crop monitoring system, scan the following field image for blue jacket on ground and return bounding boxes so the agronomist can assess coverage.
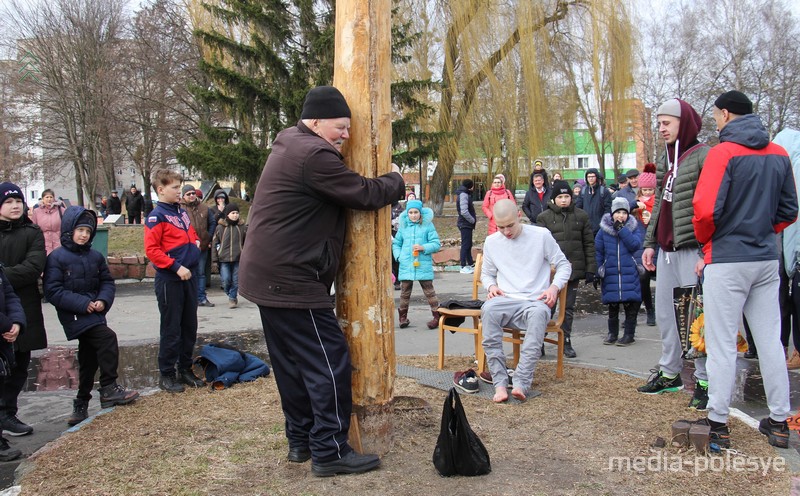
[392,206,441,281]
[595,213,642,304]
[43,207,115,340]
[194,343,270,389]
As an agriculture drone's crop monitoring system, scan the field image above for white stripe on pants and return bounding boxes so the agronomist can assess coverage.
[481,296,549,393]
[655,248,707,380]
[704,260,789,423]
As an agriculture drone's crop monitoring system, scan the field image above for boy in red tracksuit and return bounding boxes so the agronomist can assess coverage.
[145,170,205,393]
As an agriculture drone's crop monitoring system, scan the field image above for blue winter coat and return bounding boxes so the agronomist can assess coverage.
[595,213,642,304]
[43,207,116,340]
[194,344,270,389]
[392,207,441,281]
[0,269,25,369]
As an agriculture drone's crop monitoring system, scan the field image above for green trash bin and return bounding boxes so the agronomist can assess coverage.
[94,225,109,258]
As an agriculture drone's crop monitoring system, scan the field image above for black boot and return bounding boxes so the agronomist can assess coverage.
[179,368,205,388]
[646,308,656,326]
[67,399,89,426]
[563,337,577,358]
[159,374,185,393]
[99,383,140,408]
[604,318,619,345]
[617,319,636,346]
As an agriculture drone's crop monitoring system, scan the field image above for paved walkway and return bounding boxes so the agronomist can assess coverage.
[2,271,798,489]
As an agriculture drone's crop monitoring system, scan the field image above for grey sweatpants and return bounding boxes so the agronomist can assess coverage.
[704,260,789,423]
[481,296,549,393]
[655,248,707,380]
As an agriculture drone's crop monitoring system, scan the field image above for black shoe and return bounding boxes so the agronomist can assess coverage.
[67,399,89,426]
[540,344,545,356]
[159,375,186,393]
[178,368,205,388]
[688,382,709,411]
[0,414,32,437]
[453,369,479,394]
[759,417,790,448]
[0,436,21,461]
[311,451,381,477]
[198,299,215,307]
[288,446,312,463]
[691,417,731,449]
[563,342,577,358]
[603,333,618,345]
[743,349,758,359]
[99,383,140,409]
[637,369,683,394]
[646,309,656,326]
[616,335,635,346]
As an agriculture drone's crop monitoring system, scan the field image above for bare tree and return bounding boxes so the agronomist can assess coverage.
[5,0,127,206]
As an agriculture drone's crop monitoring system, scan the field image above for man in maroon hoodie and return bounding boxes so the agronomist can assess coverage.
[637,99,710,412]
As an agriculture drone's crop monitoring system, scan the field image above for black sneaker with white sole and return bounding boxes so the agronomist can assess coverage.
[0,436,20,461]
[453,369,479,394]
[0,414,32,436]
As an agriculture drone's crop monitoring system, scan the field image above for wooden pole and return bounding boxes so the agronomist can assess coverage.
[333,0,395,455]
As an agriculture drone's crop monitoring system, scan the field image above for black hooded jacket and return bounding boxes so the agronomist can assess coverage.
[575,167,612,234]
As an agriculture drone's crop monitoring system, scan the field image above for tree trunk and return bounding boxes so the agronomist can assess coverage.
[333,0,395,456]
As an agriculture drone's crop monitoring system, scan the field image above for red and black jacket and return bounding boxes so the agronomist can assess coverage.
[145,201,201,279]
[693,114,798,264]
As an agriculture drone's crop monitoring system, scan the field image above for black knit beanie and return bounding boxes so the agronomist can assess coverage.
[0,182,24,205]
[550,180,572,202]
[300,86,352,119]
[714,90,753,115]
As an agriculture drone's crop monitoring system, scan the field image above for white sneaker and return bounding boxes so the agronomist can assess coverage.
[460,266,474,274]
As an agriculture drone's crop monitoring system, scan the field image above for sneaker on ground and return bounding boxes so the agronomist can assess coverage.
[637,369,683,394]
[759,417,790,448]
[460,266,474,274]
[311,451,381,477]
[99,383,140,409]
[0,436,21,461]
[691,417,731,449]
[198,299,215,307]
[0,414,32,436]
[688,382,709,411]
[453,369,479,394]
[159,375,186,393]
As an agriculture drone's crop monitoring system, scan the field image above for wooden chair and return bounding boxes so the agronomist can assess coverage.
[501,273,568,379]
[436,254,484,372]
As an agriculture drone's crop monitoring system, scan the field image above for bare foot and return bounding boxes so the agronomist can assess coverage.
[511,388,526,402]
[493,386,509,403]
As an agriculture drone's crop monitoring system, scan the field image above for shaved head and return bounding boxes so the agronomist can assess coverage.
[493,199,518,220]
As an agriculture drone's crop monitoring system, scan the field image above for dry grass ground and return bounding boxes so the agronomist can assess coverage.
[19,357,791,495]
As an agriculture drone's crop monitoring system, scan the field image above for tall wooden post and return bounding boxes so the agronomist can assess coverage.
[333,0,395,454]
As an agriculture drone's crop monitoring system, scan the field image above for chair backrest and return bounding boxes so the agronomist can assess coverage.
[472,253,483,300]
[549,267,568,327]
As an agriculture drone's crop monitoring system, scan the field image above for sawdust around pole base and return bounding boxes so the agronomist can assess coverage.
[19,356,791,495]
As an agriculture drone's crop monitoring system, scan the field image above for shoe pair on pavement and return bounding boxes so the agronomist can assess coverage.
[160,368,205,393]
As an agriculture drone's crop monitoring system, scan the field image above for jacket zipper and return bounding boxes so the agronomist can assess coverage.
[617,234,623,300]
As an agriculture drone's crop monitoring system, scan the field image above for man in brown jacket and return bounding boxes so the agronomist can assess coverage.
[239,86,404,477]
[181,185,216,307]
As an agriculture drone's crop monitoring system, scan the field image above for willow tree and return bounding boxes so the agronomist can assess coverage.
[428,0,634,213]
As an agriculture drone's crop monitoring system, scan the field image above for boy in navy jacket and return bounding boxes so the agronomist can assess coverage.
[145,170,204,392]
[44,207,138,426]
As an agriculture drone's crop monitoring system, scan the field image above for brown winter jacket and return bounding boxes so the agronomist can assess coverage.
[182,200,214,251]
[239,120,405,309]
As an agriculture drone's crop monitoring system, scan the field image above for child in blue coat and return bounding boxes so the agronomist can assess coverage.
[392,199,442,329]
[595,197,643,346]
[43,207,139,426]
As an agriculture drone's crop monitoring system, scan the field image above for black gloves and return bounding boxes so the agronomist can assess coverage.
[613,220,624,231]
[585,272,595,284]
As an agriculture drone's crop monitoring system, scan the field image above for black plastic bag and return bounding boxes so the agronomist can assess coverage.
[432,388,491,477]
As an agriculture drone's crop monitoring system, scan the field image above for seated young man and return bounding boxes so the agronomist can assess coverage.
[481,199,571,402]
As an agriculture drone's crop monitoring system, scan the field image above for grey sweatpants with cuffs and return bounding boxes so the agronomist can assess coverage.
[481,296,549,393]
[704,260,790,423]
[655,248,707,380]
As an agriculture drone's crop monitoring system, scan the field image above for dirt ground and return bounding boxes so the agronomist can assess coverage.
[19,356,792,495]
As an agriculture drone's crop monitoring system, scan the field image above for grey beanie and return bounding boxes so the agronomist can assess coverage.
[657,99,681,118]
[611,197,630,214]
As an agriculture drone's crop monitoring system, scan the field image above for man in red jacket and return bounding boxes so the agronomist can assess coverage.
[239,86,404,476]
[692,90,798,449]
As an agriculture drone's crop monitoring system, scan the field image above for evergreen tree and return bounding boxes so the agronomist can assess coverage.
[177,0,335,192]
